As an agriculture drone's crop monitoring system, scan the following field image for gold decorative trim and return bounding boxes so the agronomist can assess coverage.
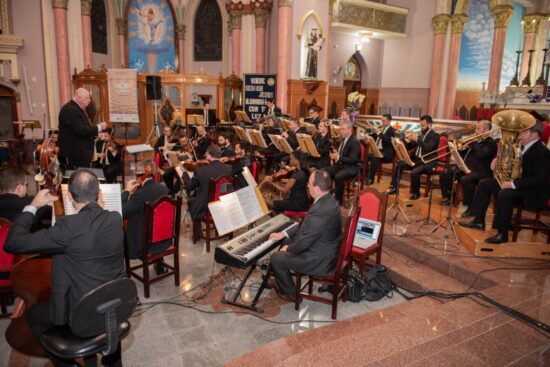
[80,0,92,16]
[296,10,326,38]
[450,14,468,34]
[523,14,542,34]
[432,14,451,35]
[0,35,24,49]
[116,18,127,36]
[278,0,291,7]
[175,24,186,40]
[229,12,243,29]
[254,9,269,28]
[332,1,407,35]
[329,0,337,16]
[52,0,68,10]
[492,4,514,29]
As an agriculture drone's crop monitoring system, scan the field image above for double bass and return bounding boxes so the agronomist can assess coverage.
[5,137,63,357]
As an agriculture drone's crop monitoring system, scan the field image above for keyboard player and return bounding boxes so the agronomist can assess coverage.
[268,170,342,302]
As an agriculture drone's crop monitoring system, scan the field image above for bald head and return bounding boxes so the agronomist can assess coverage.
[68,169,99,204]
[74,88,91,109]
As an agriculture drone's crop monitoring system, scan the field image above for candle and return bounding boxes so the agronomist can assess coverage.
[519,20,524,51]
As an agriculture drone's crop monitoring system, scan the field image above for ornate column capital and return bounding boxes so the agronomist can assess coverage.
[229,12,243,29]
[329,0,337,16]
[52,0,68,9]
[116,18,127,36]
[175,24,186,40]
[278,0,291,8]
[80,0,92,16]
[254,9,269,28]
[432,14,451,35]
[450,14,468,34]
[492,4,514,28]
[523,14,543,34]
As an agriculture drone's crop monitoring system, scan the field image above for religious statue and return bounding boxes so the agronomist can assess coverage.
[305,28,324,79]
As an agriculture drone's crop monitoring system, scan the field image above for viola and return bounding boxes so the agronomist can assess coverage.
[271,165,297,180]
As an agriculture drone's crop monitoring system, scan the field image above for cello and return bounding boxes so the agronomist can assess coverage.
[5,137,63,357]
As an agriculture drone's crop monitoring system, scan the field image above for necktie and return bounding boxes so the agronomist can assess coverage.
[415,130,428,157]
[339,137,348,155]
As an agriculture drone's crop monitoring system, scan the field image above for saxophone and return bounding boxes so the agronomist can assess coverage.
[491,110,536,187]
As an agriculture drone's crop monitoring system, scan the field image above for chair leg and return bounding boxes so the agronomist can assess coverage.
[376,247,382,265]
[331,284,338,320]
[124,255,131,278]
[173,252,179,287]
[512,206,523,242]
[295,275,302,311]
[206,220,211,253]
[533,212,541,235]
[143,259,150,299]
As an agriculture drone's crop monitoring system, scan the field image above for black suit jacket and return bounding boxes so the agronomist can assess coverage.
[407,129,440,166]
[0,193,32,221]
[284,193,343,275]
[372,125,395,160]
[464,137,497,178]
[311,133,331,168]
[195,135,212,160]
[58,100,99,167]
[4,203,125,325]
[202,109,217,126]
[221,145,235,158]
[182,160,232,219]
[122,180,169,259]
[337,135,362,170]
[286,127,307,150]
[154,135,174,152]
[265,105,282,118]
[514,140,550,209]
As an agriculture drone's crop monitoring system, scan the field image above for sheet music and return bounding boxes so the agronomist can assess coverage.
[236,186,264,223]
[61,184,122,217]
[207,201,235,236]
[126,144,154,154]
[241,166,257,187]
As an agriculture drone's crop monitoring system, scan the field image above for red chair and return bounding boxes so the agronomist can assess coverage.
[351,188,388,276]
[195,174,236,252]
[424,134,449,197]
[0,218,15,316]
[250,159,260,182]
[153,152,162,182]
[294,206,360,320]
[125,196,182,299]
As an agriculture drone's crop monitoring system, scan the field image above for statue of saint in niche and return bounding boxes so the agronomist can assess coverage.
[305,28,324,79]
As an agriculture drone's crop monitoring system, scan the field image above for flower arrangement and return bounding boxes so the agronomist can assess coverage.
[347,91,366,111]
[528,93,543,103]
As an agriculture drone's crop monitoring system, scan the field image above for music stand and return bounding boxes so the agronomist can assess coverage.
[233,126,252,144]
[296,133,320,158]
[247,129,268,149]
[145,100,163,146]
[235,110,252,125]
[268,134,293,154]
[387,138,410,229]
[416,167,438,229]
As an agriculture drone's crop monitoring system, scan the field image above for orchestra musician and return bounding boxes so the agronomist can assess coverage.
[226,141,253,189]
[274,119,307,167]
[268,170,342,302]
[265,98,282,118]
[460,122,550,244]
[162,135,193,196]
[122,160,170,273]
[154,125,174,153]
[193,125,212,160]
[439,120,497,206]
[58,87,107,169]
[340,109,351,123]
[93,128,123,183]
[300,106,321,128]
[305,119,331,169]
[325,119,361,204]
[366,113,395,185]
[202,101,217,127]
[180,145,232,242]
[34,130,59,162]
[4,170,125,367]
[262,152,309,213]
[257,115,282,171]
[217,133,235,158]
[387,115,440,200]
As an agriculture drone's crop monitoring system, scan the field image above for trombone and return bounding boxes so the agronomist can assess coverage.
[420,128,500,164]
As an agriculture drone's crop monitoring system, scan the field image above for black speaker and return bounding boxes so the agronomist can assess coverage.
[146,75,162,100]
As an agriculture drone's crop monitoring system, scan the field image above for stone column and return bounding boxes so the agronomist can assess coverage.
[116,18,127,68]
[254,9,269,73]
[443,14,467,119]
[52,0,72,104]
[276,0,291,111]
[176,24,185,73]
[229,12,242,76]
[427,14,451,117]
[486,5,514,94]
[520,14,541,86]
[81,0,93,69]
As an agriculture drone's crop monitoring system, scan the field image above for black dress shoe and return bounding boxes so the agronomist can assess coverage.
[440,199,451,206]
[461,211,475,218]
[459,221,485,231]
[409,193,420,200]
[154,260,169,275]
[318,284,333,293]
[485,232,508,244]
[365,179,374,186]
[387,187,397,195]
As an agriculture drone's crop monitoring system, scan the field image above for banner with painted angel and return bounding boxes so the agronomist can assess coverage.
[128,0,175,73]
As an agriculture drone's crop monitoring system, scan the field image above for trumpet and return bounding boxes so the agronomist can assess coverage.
[405,130,418,142]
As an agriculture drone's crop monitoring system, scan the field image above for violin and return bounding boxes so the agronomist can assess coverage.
[182,159,209,172]
[271,165,297,180]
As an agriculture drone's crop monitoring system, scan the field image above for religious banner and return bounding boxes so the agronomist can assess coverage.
[107,69,139,123]
[243,74,276,121]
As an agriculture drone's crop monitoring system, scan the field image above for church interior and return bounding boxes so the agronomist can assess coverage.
[0,0,549,366]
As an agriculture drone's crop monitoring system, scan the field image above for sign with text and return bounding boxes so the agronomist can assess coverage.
[244,74,276,121]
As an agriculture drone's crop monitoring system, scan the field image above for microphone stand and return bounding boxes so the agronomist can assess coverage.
[430,166,460,250]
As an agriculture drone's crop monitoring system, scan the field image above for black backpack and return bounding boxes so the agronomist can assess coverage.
[347,265,394,302]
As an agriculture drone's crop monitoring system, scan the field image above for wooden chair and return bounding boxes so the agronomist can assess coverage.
[125,196,181,298]
[350,188,388,276]
[294,206,360,320]
[512,200,550,244]
[424,134,449,197]
[0,218,14,317]
[195,174,236,252]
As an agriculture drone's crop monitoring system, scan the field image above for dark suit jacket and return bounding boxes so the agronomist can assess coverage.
[464,137,497,178]
[284,193,343,275]
[154,135,174,152]
[4,203,125,325]
[372,125,395,161]
[195,135,212,160]
[311,133,331,168]
[265,105,282,118]
[182,160,232,219]
[122,180,169,259]
[94,141,122,167]
[513,140,550,210]
[58,100,99,167]
[202,109,217,126]
[221,145,235,158]
[337,135,362,171]
[407,129,440,166]
[286,127,307,150]
[0,193,32,221]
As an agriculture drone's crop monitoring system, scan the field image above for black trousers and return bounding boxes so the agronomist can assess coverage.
[390,159,433,195]
[460,172,485,207]
[104,162,122,183]
[26,301,122,367]
[367,154,393,181]
[162,167,181,195]
[324,164,359,203]
[470,178,543,232]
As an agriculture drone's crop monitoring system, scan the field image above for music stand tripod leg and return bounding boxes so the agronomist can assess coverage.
[417,167,438,229]
[386,160,410,227]
[430,168,460,245]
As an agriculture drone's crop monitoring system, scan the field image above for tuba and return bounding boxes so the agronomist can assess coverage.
[491,109,536,187]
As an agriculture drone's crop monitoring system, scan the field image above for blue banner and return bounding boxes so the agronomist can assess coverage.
[244,74,277,121]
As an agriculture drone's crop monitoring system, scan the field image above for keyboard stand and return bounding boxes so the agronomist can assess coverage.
[221,263,273,312]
